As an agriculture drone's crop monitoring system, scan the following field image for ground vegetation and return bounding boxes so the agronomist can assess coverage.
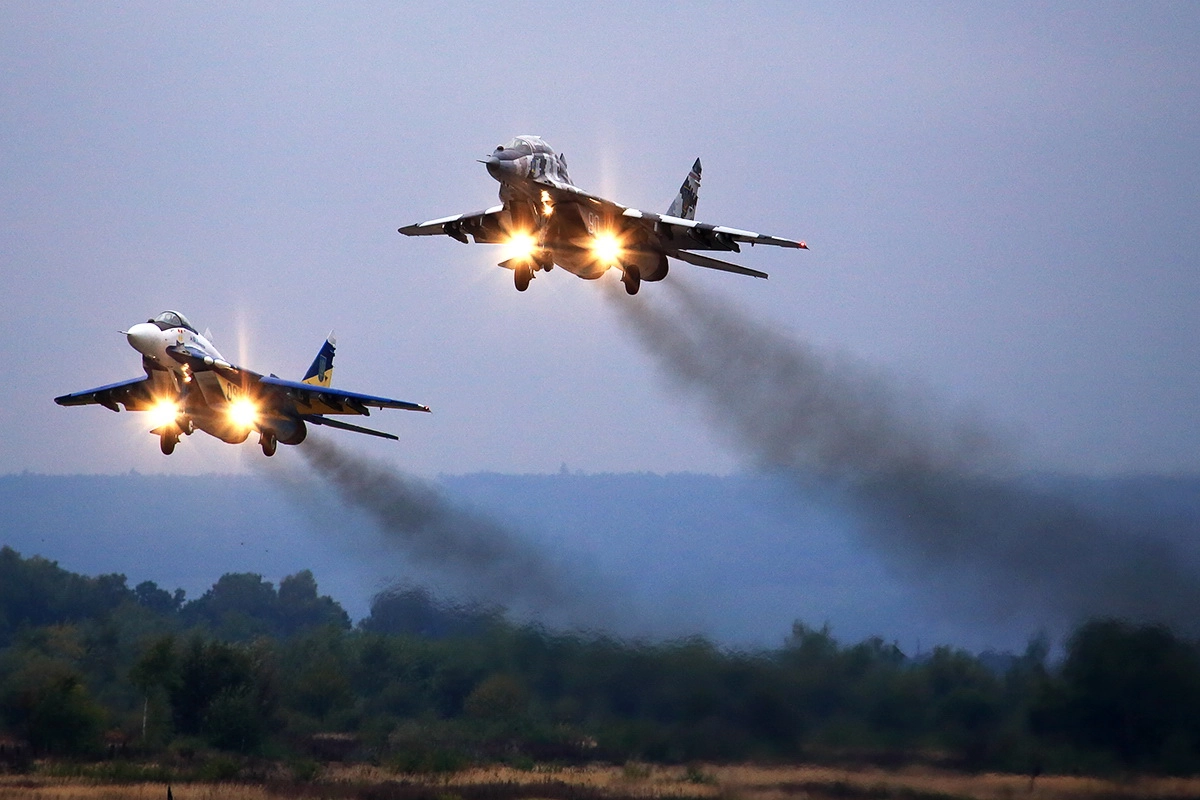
[2,546,1199,781]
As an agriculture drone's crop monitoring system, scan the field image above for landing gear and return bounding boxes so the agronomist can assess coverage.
[259,431,277,457]
[514,264,533,292]
[621,264,641,295]
[159,430,178,455]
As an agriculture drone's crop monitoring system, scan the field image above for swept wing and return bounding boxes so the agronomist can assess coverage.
[258,375,430,416]
[399,206,507,243]
[54,367,176,412]
[548,187,806,279]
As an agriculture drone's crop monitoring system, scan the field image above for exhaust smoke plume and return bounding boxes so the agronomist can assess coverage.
[614,281,1200,634]
[296,436,626,630]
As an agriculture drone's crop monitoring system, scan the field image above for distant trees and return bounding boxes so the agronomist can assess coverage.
[182,570,349,640]
[1033,619,1200,772]
[0,546,131,645]
[2,546,1200,773]
[360,585,499,639]
[0,662,104,755]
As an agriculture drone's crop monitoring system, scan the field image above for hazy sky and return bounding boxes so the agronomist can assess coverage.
[3,3,1199,478]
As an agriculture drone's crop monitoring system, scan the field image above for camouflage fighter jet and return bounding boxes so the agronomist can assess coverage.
[399,135,807,294]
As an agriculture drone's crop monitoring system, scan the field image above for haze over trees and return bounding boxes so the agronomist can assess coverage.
[2,545,1199,775]
[7,472,1200,654]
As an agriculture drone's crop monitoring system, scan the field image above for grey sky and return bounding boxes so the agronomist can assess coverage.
[3,3,1199,477]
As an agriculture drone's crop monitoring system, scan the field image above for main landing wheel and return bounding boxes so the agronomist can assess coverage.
[514,264,532,292]
[260,432,277,457]
[159,431,177,455]
[622,265,641,295]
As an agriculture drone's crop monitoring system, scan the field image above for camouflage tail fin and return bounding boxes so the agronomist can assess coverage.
[302,333,336,387]
[666,158,702,220]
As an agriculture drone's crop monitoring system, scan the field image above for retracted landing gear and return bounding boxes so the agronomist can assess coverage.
[259,431,277,457]
[621,264,641,295]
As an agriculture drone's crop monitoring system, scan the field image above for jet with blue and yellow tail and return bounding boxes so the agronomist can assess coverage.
[55,311,429,456]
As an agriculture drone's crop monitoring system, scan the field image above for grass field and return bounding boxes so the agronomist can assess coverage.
[4,763,1200,800]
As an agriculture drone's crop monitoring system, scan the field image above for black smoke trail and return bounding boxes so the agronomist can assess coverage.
[613,281,1200,634]
[295,436,627,631]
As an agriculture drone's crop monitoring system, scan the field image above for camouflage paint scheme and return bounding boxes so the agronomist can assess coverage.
[399,136,807,294]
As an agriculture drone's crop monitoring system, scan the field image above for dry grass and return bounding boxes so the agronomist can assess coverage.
[0,779,270,799]
[3,763,1200,800]
[704,764,1200,800]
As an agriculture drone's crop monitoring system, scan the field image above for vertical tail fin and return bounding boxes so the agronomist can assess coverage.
[666,158,702,220]
[302,333,336,387]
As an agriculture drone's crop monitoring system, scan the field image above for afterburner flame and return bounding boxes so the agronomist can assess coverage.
[591,232,622,264]
[505,231,537,261]
[146,398,180,430]
[227,398,258,429]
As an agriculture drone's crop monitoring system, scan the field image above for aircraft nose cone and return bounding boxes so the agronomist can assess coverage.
[486,155,503,181]
[126,322,160,356]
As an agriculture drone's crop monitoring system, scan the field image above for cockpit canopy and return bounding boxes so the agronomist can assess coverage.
[494,136,553,157]
[148,310,197,333]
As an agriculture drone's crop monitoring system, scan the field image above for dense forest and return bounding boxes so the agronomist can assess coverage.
[2,544,1199,777]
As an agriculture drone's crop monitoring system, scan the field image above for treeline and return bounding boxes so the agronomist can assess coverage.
[2,545,1199,775]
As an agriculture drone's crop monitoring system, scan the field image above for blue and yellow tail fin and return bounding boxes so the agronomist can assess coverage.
[302,333,336,387]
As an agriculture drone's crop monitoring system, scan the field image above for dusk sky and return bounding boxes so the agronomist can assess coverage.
[4,3,1199,479]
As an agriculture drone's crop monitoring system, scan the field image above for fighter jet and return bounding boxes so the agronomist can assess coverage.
[55,311,429,456]
[399,135,807,294]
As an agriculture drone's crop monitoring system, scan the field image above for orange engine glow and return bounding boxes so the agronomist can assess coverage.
[146,398,180,430]
[591,232,622,264]
[227,398,258,429]
[505,231,537,261]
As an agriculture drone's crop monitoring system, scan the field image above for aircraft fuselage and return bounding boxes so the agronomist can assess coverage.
[487,141,668,282]
[124,317,304,446]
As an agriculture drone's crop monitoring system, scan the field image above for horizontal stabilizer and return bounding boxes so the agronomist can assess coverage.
[302,414,399,440]
[668,250,769,279]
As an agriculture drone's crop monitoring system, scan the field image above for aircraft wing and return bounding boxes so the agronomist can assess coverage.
[618,207,807,253]
[530,181,806,253]
[161,343,429,417]
[398,205,508,244]
[54,376,157,412]
[666,250,769,279]
[258,376,430,416]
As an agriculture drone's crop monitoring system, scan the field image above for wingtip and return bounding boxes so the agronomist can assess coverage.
[799,241,808,249]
